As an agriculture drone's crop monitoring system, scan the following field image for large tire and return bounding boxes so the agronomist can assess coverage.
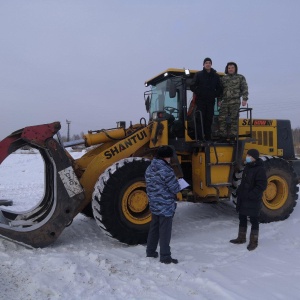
[231,156,299,223]
[259,156,299,222]
[92,157,151,245]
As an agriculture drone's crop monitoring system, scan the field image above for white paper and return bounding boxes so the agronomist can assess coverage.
[178,178,189,190]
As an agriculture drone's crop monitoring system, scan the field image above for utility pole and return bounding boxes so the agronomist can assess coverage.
[66,120,71,142]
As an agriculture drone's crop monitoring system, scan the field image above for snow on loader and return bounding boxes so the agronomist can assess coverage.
[0,68,299,248]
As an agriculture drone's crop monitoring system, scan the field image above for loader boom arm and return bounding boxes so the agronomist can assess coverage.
[74,124,152,215]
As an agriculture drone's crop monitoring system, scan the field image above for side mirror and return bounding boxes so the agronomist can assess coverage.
[145,95,150,113]
[168,80,177,98]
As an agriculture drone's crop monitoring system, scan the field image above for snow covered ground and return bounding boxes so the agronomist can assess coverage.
[1,151,300,300]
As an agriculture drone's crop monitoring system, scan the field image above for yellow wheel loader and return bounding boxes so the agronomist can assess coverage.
[0,68,299,248]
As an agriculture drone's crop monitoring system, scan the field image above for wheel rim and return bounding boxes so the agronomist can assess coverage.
[121,182,151,225]
[263,175,288,209]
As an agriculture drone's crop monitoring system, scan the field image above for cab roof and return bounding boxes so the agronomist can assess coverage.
[145,68,224,86]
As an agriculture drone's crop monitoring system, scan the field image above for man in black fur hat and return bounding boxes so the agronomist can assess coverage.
[230,148,267,251]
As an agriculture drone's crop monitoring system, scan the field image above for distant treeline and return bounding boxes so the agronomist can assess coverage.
[60,132,85,142]
[292,127,300,156]
[292,128,300,144]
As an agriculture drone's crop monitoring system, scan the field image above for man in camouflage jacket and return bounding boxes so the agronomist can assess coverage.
[145,146,181,264]
[218,62,249,138]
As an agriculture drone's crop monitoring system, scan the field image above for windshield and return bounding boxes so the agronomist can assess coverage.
[148,78,182,120]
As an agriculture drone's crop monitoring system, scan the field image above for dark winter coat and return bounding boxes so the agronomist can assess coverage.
[145,158,181,217]
[236,159,267,217]
[190,68,222,103]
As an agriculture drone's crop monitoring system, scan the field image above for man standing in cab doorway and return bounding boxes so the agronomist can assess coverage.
[190,57,222,141]
[218,62,249,140]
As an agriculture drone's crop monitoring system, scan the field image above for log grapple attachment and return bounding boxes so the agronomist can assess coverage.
[0,122,85,248]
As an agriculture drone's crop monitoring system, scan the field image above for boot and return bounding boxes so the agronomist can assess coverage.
[247,229,259,251]
[230,226,247,244]
[160,257,178,264]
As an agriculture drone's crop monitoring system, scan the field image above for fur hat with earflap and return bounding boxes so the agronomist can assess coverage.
[225,62,238,74]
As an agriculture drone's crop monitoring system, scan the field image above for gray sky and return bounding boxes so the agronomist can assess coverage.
[0,0,299,139]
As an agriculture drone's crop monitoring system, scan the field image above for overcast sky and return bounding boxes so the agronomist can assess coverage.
[0,0,299,140]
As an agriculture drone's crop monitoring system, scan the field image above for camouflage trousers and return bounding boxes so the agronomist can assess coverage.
[218,98,241,136]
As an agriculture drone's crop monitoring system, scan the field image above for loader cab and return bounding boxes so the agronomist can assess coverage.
[145,68,229,143]
[144,68,200,141]
[145,77,182,136]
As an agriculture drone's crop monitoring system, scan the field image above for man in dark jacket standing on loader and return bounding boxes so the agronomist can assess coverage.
[190,57,222,141]
[230,149,267,251]
[145,146,181,264]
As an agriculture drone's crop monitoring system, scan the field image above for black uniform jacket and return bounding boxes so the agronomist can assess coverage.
[190,68,222,102]
[236,159,267,217]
